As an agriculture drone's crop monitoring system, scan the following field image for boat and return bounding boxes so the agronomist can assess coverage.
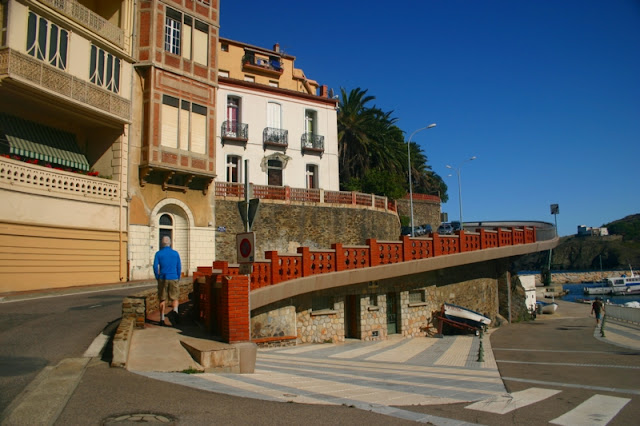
[443,303,492,329]
[583,268,640,296]
[536,300,558,314]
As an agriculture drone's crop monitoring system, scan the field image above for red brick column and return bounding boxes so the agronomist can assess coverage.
[213,260,229,274]
[366,239,380,267]
[401,235,412,261]
[458,230,466,252]
[478,228,487,249]
[332,243,345,271]
[265,251,280,284]
[432,233,442,256]
[220,275,250,344]
[297,246,313,277]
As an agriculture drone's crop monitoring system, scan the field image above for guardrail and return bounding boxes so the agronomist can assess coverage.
[215,182,399,213]
[196,226,537,291]
[606,305,640,324]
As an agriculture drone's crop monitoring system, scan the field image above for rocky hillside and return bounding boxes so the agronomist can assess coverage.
[512,214,640,272]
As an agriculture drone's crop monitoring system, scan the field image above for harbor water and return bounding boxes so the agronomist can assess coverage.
[561,282,640,306]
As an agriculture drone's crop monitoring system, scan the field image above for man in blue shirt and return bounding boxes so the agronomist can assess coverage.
[153,236,182,326]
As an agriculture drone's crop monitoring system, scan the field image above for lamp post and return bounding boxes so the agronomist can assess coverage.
[407,123,436,237]
[446,156,476,230]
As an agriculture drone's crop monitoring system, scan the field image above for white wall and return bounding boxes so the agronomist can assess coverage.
[217,83,339,191]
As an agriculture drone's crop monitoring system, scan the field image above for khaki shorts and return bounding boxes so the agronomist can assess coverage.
[158,279,179,302]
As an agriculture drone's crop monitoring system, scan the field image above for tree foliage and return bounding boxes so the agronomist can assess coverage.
[337,88,448,202]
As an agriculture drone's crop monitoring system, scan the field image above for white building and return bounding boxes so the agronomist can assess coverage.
[215,38,339,191]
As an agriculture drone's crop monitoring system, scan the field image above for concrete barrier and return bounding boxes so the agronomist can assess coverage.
[606,305,640,324]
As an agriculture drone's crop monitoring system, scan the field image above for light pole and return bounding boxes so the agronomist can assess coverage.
[407,123,436,236]
[446,156,476,230]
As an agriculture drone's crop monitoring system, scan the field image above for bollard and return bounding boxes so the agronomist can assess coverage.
[600,314,606,337]
[477,329,485,362]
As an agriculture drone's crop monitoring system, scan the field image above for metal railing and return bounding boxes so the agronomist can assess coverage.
[263,127,288,147]
[301,133,324,152]
[221,121,248,140]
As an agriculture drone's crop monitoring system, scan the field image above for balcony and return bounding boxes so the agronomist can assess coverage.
[263,127,288,150]
[0,156,120,205]
[221,121,248,145]
[301,133,324,155]
[0,49,131,122]
[40,0,126,49]
[242,53,283,78]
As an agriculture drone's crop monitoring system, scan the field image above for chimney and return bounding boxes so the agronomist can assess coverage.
[273,43,280,53]
[320,85,328,98]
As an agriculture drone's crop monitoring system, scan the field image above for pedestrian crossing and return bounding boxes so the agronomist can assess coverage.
[138,332,635,425]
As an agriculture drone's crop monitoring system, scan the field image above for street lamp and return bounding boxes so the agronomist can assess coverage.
[407,123,436,237]
[446,156,476,230]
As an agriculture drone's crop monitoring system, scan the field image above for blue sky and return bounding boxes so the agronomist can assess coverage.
[219,0,640,237]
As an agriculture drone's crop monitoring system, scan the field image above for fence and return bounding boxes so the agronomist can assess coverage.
[606,305,640,324]
[215,182,400,213]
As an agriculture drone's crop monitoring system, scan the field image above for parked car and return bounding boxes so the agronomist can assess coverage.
[419,224,433,235]
[451,221,462,232]
[400,226,424,237]
[437,222,453,235]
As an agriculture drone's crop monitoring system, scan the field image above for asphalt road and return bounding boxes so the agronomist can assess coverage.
[1,288,639,425]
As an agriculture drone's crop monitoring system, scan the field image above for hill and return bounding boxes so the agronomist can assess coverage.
[512,214,640,272]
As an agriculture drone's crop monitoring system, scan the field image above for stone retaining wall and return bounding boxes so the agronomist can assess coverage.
[524,270,630,285]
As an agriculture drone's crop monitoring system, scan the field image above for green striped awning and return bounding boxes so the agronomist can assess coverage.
[0,114,90,171]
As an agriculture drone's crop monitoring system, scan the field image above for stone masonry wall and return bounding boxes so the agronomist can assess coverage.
[215,200,401,261]
[396,198,441,228]
[251,260,503,345]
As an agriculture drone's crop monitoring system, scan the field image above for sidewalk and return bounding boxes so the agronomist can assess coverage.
[126,299,640,417]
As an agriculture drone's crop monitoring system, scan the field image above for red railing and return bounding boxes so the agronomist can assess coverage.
[204,227,537,292]
[215,182,402,213]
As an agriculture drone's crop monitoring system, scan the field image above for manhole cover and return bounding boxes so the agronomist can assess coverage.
[103,413,175,424]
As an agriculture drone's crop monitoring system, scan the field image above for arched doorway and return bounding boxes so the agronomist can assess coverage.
[155,203,189,276]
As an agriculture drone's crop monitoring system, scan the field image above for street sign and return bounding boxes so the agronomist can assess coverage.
[550,204,559,215]
[239,198,260,231]
[236,232,255,264]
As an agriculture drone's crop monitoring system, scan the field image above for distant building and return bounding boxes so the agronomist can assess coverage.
[577,225,609,236]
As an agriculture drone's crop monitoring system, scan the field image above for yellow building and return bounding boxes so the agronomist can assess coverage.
[0,0,135,293]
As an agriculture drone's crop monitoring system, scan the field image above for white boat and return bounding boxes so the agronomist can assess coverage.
[443,303,491,328]
[584,268,640,296]
[536,301,558,314]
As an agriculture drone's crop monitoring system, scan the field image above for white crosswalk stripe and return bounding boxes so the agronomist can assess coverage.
[366,337,437,362]
[465,387,561,414]
[549,394,631,426]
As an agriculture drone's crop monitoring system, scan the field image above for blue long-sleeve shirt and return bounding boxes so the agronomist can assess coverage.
[153,246,181,280]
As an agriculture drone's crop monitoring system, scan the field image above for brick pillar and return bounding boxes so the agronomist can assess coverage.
[297,246,313,276]
[265,251,280,284]
[366,239,380,267]
[458,230,466,252]
[401,235,412,261]
[478,228,487,249]
[332,243,345,271]
[220,275,250,344]
[213,260,229,274]
[432,232,442,256]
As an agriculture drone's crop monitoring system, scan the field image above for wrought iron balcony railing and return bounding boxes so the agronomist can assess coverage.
[263,127,288,148]
[242,53,283,76]
[221,121,248,142]
[301,133,324,154]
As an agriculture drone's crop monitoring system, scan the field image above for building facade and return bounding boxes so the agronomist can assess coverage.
[215,38,339,193]
[0,0,135,292]
[127,0,219,280]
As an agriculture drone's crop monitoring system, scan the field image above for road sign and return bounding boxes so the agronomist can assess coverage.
[236,232,255,264]
[550,204,559,215]
[239,198,260,231]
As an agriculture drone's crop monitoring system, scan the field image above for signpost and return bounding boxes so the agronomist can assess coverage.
[236,232,255,264]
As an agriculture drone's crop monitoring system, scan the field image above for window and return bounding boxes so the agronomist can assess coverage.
[267,159,283,186]
[226,155,241,183]
[159,213,173,249]
[218,70,229,77]
[90,45,121,93]
[306,164,318,189]
[161,95,207,154]
[267,102,281,129]
[369,294,378,307]
[26,12,68,70]
[165,9,181,55]
[305,110,317,136]
[165,8,209,65]
[312,295,332,311]
[269,81,279,88]
[244,75,255,82]
[221,43,229,52]
[225,96,241,136]
[409,290,425,304]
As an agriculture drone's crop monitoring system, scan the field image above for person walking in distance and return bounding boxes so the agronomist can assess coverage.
[591,297,604,326]
[153,236,182,326]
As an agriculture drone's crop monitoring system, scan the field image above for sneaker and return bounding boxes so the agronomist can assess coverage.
[168,310,181,326]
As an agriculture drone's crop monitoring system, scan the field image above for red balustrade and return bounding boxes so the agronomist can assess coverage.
[202,227,537,291]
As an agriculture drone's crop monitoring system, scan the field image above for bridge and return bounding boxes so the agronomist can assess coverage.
[192,221,558,345]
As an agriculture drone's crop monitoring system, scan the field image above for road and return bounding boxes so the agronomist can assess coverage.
[1,288,639,425]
